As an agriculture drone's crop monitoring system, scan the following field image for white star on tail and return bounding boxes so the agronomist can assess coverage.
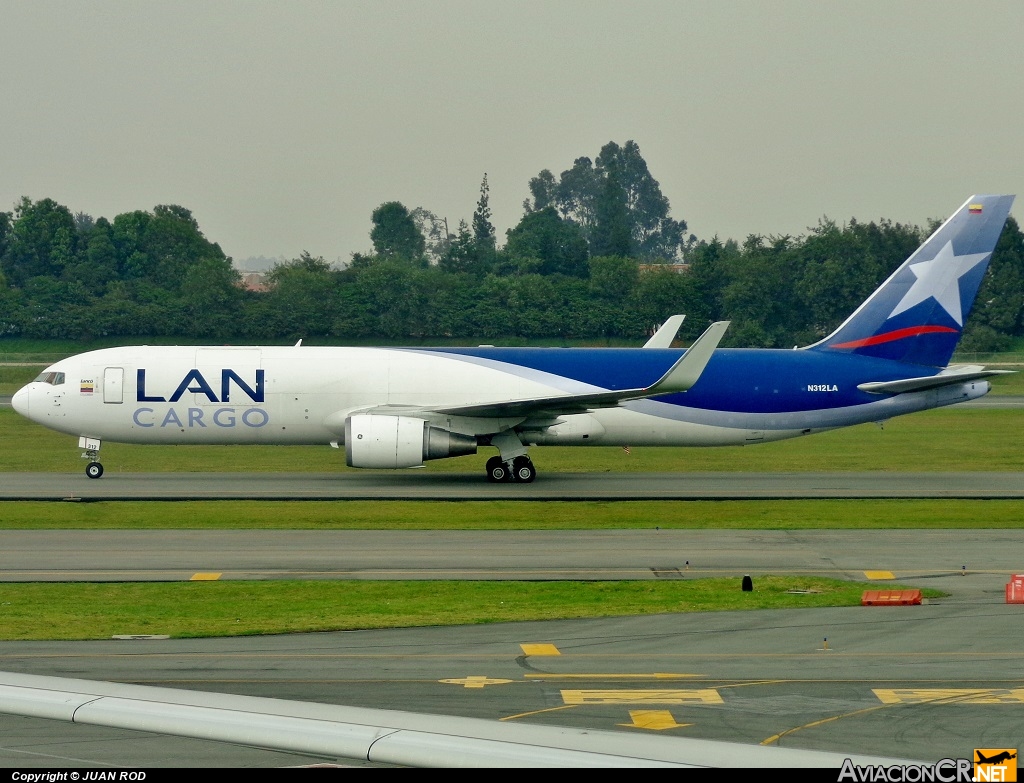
[887,240,991,326]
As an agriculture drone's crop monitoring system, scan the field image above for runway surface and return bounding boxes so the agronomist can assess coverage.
[4,469,1024,499]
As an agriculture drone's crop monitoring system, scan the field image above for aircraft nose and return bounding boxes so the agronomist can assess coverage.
[11,385,30,416]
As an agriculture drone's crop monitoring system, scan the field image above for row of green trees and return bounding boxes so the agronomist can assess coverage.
[2,141,1022,350]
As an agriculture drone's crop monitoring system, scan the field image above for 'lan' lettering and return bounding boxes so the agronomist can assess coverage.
[138,368,265,403]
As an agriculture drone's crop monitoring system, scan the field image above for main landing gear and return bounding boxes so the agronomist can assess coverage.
[483,431,536,483]
[485,455,536,483]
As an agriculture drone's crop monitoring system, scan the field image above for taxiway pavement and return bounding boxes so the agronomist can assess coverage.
[1,528,1022,583]
[1,578,1021,767]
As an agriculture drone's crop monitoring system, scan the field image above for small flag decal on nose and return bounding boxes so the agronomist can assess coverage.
[80,381,94,394]
[969,204,983,214]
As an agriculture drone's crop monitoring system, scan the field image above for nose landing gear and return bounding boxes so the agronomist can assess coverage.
[79,436,104,479]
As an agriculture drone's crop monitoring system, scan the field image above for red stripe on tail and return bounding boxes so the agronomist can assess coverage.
[830,325,958,350]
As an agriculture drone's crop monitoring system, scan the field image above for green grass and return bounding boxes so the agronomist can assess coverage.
[1,498,1022,530]
[0,365,44,393]
[0,577,941,641]
[989,368,1024,394]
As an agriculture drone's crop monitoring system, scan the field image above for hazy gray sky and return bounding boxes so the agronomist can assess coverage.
[2,1,1021,266]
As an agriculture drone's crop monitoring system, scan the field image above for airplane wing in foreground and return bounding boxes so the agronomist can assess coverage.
[0,671,921,769]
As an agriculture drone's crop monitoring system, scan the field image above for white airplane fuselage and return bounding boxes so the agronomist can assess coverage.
[13,344,988,452]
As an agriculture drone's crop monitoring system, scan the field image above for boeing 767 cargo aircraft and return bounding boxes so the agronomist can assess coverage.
[12,195,1015,483]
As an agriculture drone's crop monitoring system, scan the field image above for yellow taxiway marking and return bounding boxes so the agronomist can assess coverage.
[500,705,580,721]
[762,688,1024,746]
[620,710,692,730]
[439,676,514,689]
[525,673,703,680]
[189,573,222,581]
[520,644,560,656]
[874,688,1024,704]
[762,703,892,746]
[864,571,895,580]
[561,689,723,705]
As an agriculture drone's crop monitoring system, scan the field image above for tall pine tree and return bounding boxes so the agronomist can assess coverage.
[472,174,496,250]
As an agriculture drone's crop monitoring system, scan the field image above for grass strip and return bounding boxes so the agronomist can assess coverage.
[1,498,1023,529]
[0,577,941,641]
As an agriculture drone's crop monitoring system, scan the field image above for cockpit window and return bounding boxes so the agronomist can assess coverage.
[33,371,65,386]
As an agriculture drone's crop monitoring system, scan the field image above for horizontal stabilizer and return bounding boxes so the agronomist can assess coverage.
[643,315,685,348]
[857,366,1014,395]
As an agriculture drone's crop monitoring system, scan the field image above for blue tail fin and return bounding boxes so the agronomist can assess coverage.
[807,194,1015,367]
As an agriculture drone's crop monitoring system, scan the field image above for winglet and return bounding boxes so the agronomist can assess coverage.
[643,315,685,348]
[644,321,729,395]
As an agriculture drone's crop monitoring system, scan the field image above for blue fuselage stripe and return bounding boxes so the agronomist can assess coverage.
[415,347,935,414]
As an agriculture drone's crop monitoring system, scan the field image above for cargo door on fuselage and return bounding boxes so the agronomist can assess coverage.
[103,367,124,404]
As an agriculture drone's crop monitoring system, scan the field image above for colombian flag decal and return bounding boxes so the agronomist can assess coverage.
[969,204,983,214]
[80,381,94,395]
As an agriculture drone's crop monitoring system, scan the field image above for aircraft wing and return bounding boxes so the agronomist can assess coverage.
[422,320,729,419]
[0,671,920,769]
[857,365,1014,395]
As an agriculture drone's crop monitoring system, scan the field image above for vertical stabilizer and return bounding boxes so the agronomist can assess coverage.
[807,195,1015,367]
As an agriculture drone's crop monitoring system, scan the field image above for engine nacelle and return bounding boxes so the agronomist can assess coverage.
[345,414,477,468]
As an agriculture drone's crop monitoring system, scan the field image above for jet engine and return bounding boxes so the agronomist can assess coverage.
[345,414,477,468]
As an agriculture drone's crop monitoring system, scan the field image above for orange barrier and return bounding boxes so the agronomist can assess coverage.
[861,590,922,606]
[1006,574,1024,604]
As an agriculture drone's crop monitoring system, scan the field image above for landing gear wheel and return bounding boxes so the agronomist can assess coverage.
[512,456,536,483]
[85,461,104,479]
[485,456,511,483]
